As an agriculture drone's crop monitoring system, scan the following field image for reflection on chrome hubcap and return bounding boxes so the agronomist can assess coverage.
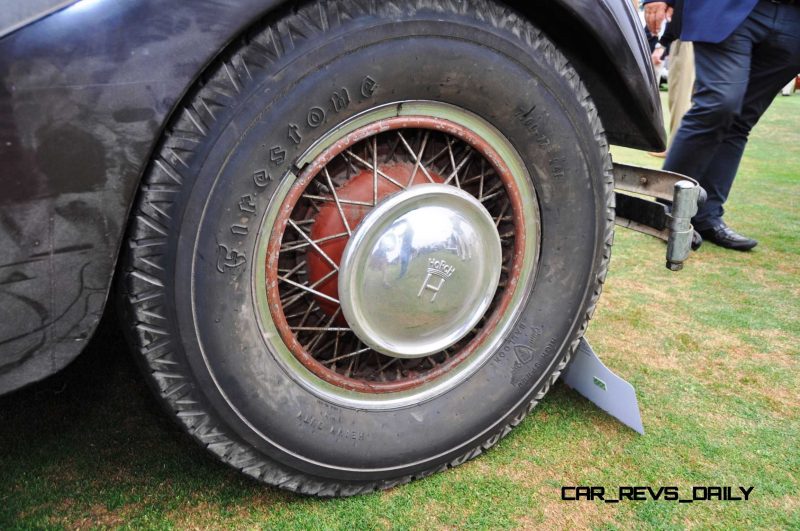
[339,184,503,359]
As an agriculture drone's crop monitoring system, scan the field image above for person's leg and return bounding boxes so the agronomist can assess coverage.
[703,5,800,221]
[666,40,695,146]
[663,29,758,230]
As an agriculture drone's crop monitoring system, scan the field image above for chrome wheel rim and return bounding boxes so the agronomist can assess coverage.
[254,102,541,408]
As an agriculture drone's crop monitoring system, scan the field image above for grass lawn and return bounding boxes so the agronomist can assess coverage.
[1,93,798,530]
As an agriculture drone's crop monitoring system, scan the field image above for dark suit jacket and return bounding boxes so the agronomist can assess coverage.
[644,0,759,43]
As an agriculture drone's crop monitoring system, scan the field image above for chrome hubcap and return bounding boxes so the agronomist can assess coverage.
[339,184,503,358]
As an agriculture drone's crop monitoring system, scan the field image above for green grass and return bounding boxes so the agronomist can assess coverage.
[1,94,798,530]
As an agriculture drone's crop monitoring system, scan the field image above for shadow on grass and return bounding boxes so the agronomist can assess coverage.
[0,309,299,527]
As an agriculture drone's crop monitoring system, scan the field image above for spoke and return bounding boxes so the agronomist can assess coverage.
[480,190,504,203]
[303,312,331,351]
[305,307,342,351]
[281,268,338,307]
[304,331,325,352]
[423,143,449,168]
[479,180,504,203]
[311,337,337,357]
[384,134,402,162]
[276,261,310,304]
[293,220,312,234]
[377,356,398,373]
[291,326,351,332]
[278,260,307,276]
[282,270,338,307]
[461,165,495,186]
[322,346,371,365]
[278,268,306,275]
[332,332,340,367]
[460,156,475,188]
[276,260,306,282]
[494,202,510,228]
[446,137,459,188]
[278,275,339,304]
[402,130,431,187]
[397,131,435,183]
[355,340,370,374]
[301,194,373,207]
[344,150,358,178]
[285,309,315,320]
[372,136,378,206]
[281,231,348,253]
[345,351,356,376]
[297,301,319,328]
[324,167,352,236]
[479,159,486,199]
[306,198,321,213]
[287,219,339,272]
[482,180,504,196]
[344,150,405,190]
[443,147,473,188]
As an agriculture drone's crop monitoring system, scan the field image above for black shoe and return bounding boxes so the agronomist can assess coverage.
[691,229,702,251]
[698,222,758,251]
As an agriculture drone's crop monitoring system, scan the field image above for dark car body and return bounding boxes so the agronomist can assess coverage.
[0,0,664,395]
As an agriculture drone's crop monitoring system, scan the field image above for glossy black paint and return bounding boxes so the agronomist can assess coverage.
[514,0,666,150]
[0,0,282,394]
[0,0,665,395]
[0,0,76,39]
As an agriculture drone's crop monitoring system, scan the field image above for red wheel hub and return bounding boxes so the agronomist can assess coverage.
[307,162,443,317]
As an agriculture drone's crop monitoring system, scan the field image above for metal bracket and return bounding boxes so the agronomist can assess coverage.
[613,163,705,271]
[562,339,644,434]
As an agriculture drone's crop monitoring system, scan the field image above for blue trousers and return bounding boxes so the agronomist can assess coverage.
[664,0,800,231]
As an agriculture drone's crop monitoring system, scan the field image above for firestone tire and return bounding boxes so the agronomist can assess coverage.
[120,0,614,496]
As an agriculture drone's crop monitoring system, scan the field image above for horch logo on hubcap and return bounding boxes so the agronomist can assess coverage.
[417,258,456,302]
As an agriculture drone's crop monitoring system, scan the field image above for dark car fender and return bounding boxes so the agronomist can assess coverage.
[0,0,664,394]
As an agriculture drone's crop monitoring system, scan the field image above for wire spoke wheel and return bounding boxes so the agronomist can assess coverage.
[262,107,539,398]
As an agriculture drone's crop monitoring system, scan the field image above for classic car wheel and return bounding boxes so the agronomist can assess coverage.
[121,0,613,495]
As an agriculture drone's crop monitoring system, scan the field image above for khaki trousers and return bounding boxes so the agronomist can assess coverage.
[667,40,695,146]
